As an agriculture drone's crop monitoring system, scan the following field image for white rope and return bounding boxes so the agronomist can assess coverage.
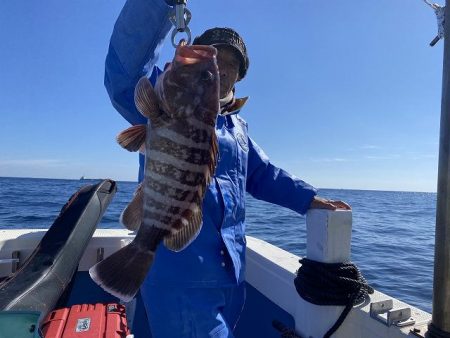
[435,5,445,40]
[423,0,440,10]
[423,1,446,46]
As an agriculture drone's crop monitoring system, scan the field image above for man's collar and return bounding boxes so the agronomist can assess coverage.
[220,96,249,116]
[219,90,234,108]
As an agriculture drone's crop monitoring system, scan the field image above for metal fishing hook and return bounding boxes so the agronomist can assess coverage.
[169,0,192,48]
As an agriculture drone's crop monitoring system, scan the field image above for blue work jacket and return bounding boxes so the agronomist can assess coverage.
[105,0,317,287]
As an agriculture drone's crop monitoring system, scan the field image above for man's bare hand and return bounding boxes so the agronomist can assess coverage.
[309,196,351,210]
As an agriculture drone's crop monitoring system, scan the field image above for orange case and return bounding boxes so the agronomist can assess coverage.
[41,303,130,338]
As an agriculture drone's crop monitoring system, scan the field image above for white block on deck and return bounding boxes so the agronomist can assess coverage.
[306,209,352,263]
[295,210,352,337]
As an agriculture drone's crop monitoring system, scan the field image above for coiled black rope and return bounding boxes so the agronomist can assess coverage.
[294,258,374,338]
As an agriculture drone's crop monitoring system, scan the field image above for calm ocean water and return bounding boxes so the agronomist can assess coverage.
[0,176,435,313]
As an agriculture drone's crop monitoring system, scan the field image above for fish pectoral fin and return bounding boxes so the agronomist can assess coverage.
[120,183,144,231]
[164,206,203,252]
[134,76,162,122]
[116,124,147,152]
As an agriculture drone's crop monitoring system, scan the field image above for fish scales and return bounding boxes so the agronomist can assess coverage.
[144,127,209,232]
[143,186,197,209]
[155,126,213,150]
[143,194,181,215]
[166,121,212,143]
[89,44,220,301]
[147,171,202,192]
[146,174,196,201]
[143,204,189,227]
[146,148,209,172]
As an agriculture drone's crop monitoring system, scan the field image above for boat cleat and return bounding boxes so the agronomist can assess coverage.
[370,299,416,327]
[0,251,20,273]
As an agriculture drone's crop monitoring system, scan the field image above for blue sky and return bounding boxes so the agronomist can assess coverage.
[0,0,444,192]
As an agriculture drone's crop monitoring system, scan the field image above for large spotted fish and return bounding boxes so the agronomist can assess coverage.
[89,43,220,301]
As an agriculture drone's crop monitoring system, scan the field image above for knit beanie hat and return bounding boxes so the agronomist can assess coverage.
[193,27,249,79]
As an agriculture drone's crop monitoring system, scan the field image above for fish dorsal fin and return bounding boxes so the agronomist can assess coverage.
[164,202,203,252]
[134,76,162,122]
[120,183,143,231]
[164,133,219,252]
[117,124,146,152]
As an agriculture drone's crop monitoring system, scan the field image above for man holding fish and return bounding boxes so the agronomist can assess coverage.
[94,0,351,337]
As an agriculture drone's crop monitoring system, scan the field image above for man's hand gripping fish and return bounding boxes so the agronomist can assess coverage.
[89,44,220,301]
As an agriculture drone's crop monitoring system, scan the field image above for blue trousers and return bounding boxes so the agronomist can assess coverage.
[141,283,246,338]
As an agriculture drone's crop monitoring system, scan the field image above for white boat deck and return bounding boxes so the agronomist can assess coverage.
[0,226,432,338]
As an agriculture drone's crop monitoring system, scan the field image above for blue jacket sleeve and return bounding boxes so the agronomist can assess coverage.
[104,0,173,125]
[246,137,317,215]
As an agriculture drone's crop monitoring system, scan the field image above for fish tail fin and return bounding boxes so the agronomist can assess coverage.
[89,240,154,302]
[116,124,147,152]
[120,184,144,231]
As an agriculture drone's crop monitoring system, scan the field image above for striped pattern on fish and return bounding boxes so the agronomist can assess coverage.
[89,44,220,302]
[142,117,217,234]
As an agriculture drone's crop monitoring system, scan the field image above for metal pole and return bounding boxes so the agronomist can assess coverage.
[429,2,450,336]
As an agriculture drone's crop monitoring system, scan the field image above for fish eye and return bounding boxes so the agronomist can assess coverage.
[201,70,214,81]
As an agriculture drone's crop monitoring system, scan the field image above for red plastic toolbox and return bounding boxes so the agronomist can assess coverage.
[41,303,131,338]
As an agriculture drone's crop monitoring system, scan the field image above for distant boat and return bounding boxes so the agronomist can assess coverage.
[80,175,85,180]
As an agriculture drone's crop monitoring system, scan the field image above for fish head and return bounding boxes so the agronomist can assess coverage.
[155,44,219,120]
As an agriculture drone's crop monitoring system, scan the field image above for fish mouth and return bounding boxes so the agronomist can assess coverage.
[175,45,217,65]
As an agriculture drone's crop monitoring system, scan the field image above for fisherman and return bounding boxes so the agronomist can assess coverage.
[105,0,351,337]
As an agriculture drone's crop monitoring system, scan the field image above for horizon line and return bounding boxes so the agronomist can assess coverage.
[0,175,437,194]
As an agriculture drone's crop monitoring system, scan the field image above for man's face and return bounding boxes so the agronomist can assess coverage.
[215,45,241,99]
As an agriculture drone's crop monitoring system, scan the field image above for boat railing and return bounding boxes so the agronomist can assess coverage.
[0,212,433,337]
[246,209,432,337]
